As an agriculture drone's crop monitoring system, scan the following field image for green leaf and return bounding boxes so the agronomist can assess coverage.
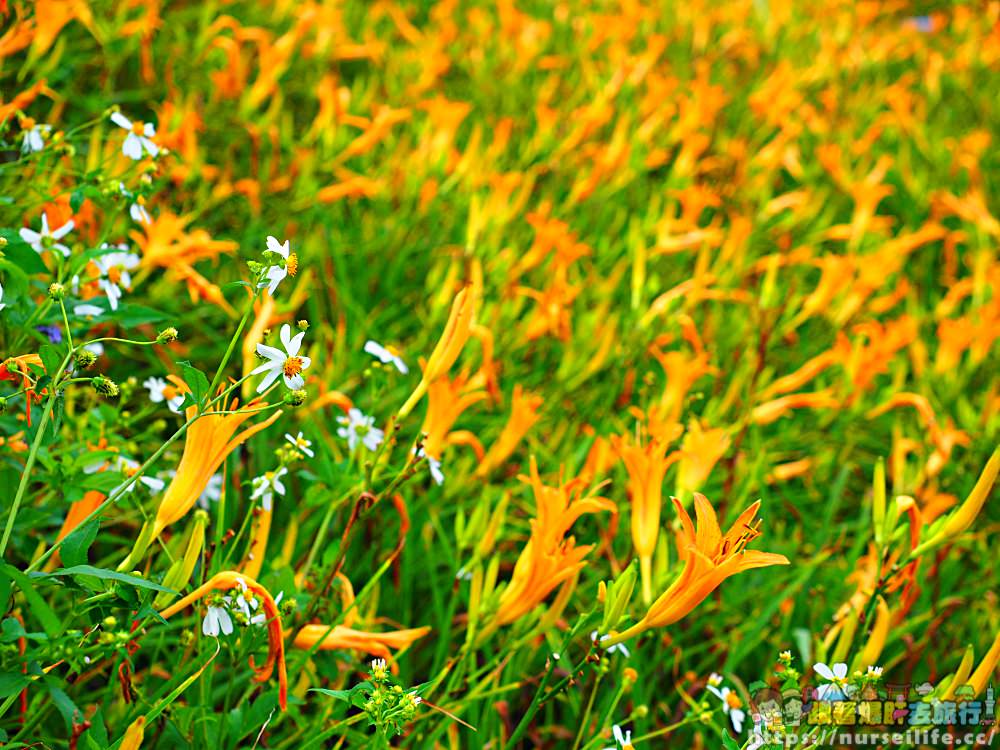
[0,229,47,275]
[34,566,176,594]
[178,361,211,406]
[721,732,741,750]
[0,672,31,698]
[38,344,66,378]
[60,517,100,568]
[0,564,60,637]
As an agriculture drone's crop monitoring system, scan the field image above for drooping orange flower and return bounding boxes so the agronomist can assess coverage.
[751,390,840,425]
[160,571,287,709]
[494,458,615,626]
[604,494,788,645]
[0,354,44,425]
[611,431,681,603]
[153,377,281,539]
[291,624,431,666]
[476,385,543,477]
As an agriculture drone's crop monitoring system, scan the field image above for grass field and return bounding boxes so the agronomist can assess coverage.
[0,1,998,748]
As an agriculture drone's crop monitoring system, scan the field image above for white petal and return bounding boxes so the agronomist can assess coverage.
[256,368,282,393]
[202,610,220,637]
[256,343,286,362]
[19,228,40,245]
[283,373,305,390]
[296,355,312,372]
[250,360,278,376]
[110,112,132,130]
[813,663,836,681]
[218,608,234,635]
[833,663,848,679]
[731,709,745,733]
[51,220,74,240]
[122,134,143,160]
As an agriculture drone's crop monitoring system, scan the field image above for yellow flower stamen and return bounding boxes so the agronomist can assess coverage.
[285,252,298,276]
[131,121,146,135]
[283,356,303,378]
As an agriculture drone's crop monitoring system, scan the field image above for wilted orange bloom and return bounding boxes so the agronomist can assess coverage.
[604,494,788,644]
[476,385,543,477]
[160,571,287,709]
[752,390,840,425]
[0,354,44,425]
[153,377,280,538]
[676,420,730,495]
[494,458,615,625]
[611,431,680,603]
[867,393,970,479]
[419,370,487,461]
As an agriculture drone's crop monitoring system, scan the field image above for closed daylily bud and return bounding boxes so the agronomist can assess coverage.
[872,458,886,546]
[398,287,475,418]
[119,716,145,750]
[854,597,890,672]
[969,631,1000,697]
[601,560,638,634]
[913,447,999,557]
[155,511,207,608]
[940,645,975,701]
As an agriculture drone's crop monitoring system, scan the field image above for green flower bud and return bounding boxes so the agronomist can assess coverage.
[74,350,98,370]
[48,283,66,300]
[284,389,307,407]
[92,376,120,398]
[156,327,179,344]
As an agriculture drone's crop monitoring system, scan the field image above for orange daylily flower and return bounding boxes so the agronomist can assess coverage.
[152,377,281,539]
[476,385,543,477]
[418,370,488,462]
[604,494,788,645]
[494,458,615,626]
[611,431,681,603]
[676,420,730,494]
[751,390,840,425]
[160,571,287,709]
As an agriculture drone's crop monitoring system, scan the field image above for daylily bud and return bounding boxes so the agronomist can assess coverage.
[913,448,1000,557]
[155,511,207,608]
[872,458,886,546]
[601,560,638,634]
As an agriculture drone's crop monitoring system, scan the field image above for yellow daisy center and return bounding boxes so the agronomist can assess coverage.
[726,693,743,710]
[283,357,304,378]
[162,384,178,400]
[131,121,146,135]
[107,266,124,285]
[285,252,299,276]
[22,117,36,130]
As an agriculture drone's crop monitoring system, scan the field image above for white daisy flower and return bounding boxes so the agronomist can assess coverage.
[336,408,384,452]
[110,111,159,160]
[602,724,634,750]
[20,120,48,153]
[113,456,165,495]
[19,213,74,257]
[251,467,287,512]
[371,658,389,679]
[260,235,297,296]
[813,661,851,700]
[250,591,282,627]
[231,577,259,619]
[143,376,185,413]
[94,244,140,311]
[591,631,630,657]
[363,340,409,374]
[130,197,152,225]
[866,665,883,678]
[284,431,315,457]
[252,324,311,393]
[84,342,104,356]
[413,446,444,485]
[707,681,746,733]
[202,601,234,637]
